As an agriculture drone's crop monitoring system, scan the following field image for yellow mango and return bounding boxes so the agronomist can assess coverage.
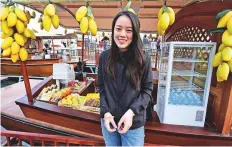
[159,12,170,30]
[167,7,175,25]
[7,12,17,27]
[11,42,20,54]
[158,7,163,20]
[221,47,232,61]
[1,37,14,49]
[75,6,87,22]
[0,7,9,21]
[222,30,232,46]
[228,58,232,72]
[218,43,226,52]
[1,28,14,39]
[1,20,10,34]
[43,15,52,32]
[217,62,230,80]
[30,29,36,39]
[21,34,28,43]
[217,76,224,82]
[45,4,56,17]
[16,19,25,33]
[80,17,88,34]
[15,8,27,22]
[89,19,97,36]
[212,52,222,67]
[14,33,24,46]
[2,47,11,56]
[19,47,28,61]
[51,14,59,29]
[217,11,232,28]
[24,28,31,38]
[11,53,19,63]
[227,16,232,34]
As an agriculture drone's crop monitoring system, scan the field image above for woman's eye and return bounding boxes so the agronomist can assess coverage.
[127,30,132,32]
[116,28,121,31]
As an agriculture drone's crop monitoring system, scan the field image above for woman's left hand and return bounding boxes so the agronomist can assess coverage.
[118,109,135,134]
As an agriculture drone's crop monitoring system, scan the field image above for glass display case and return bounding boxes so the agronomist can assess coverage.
[156,42,216,127]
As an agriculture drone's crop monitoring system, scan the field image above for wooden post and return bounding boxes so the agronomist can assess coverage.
[82,34,85,62]
[20,62,33,104]
[216,75,232,135]
[52,38,55,58]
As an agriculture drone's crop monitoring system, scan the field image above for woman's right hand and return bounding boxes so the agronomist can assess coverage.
[104,112,118,132]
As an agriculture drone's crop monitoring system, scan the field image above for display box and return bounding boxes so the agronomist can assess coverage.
[156,42,216,127]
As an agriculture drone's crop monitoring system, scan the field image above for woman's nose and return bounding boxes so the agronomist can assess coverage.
[119,30,127,37]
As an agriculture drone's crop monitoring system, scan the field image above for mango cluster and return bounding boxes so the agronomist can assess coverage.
[1,6,36,63]
[212,10,232,82]
[157,6,175,36]
[40,4,60,31]
[75,6,97,36]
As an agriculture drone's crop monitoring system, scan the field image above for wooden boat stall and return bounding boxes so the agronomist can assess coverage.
[1,0,232,146]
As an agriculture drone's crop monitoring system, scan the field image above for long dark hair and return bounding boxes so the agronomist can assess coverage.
[106,11,144,90]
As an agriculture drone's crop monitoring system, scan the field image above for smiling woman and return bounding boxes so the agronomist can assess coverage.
[98,10,153,146]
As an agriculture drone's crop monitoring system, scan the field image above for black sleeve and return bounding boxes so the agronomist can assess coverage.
[129,54,153,115]
[98,53,110,117]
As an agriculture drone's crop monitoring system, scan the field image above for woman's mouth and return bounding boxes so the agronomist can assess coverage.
[118,39,127,44]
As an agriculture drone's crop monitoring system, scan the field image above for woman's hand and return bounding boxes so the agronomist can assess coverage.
[118,109,135,134]
[104,112,118,132]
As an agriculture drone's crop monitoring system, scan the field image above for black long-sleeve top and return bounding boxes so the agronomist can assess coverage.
[98,49,153,129]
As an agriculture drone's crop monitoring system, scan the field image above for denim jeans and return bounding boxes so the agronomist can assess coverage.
[101,119,145,146]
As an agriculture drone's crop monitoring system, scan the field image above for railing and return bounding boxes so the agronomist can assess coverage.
[1,130,105,146]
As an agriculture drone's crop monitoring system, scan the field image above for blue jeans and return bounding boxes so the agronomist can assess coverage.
[101,119,145,146]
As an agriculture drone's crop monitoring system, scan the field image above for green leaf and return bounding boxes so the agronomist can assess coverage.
[216,9,232,20]
[163,6,170,13]
[87,6,93,18]
[125,1,131,10]
[209,27,226,33]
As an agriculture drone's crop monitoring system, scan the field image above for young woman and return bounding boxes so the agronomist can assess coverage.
[98,11,153,146]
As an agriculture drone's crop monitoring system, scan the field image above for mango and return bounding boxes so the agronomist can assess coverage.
[15,8,27,22]
[43,15,52,32]
[51,14,59,29]
[7,12,17,27]
[159,12,170,30]
[11,53,19,63]
[16,19,25,33]
[222,30,232,46]
[217,11,232,28]
[80,17,88,34]
[14,33,24,46]
[11,42,20,54]
[212,52,222,67]
[217,62,230,80]
[227,16,232,34]
[2,47,11,56]
[221,47,232,61]
[45,4,56,17]
[1,37,14,49]
[19,47,28,61]
[89,19,97,36]
[0,7,9,21]
[75,6,87,22]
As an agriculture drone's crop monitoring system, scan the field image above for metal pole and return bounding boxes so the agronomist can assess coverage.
[82,34,84,62]
[52,38,55,58]
[20,61,33,104]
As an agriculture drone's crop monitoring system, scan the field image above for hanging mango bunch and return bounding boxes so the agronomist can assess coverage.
[75,2,98,36]
[211,9,232,82]
[39,3,60,31]
[157,1,175,36]
[124,1,136,14]
[0,2,36,63]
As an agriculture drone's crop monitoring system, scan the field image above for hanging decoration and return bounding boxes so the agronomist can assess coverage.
[124,1,136,14]
[39,3,60,31]
[210,9,232,82]
[157,0,175,36]
[75,2,98,36]
[1,1,36,63]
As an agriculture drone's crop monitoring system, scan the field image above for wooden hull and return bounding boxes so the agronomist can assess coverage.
[1,58,62,77]
[14,96,232,146]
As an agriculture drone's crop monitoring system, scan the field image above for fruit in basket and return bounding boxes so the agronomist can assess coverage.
[66,95,73,104]
[72,96,79,105]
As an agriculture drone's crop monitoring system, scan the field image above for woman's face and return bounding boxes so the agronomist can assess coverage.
[114,15,133,52]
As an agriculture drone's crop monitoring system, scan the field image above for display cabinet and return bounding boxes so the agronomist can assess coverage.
[156,42,216,127]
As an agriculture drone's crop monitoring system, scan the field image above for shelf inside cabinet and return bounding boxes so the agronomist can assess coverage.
[173,58,208,63]
[159,81,203,91]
